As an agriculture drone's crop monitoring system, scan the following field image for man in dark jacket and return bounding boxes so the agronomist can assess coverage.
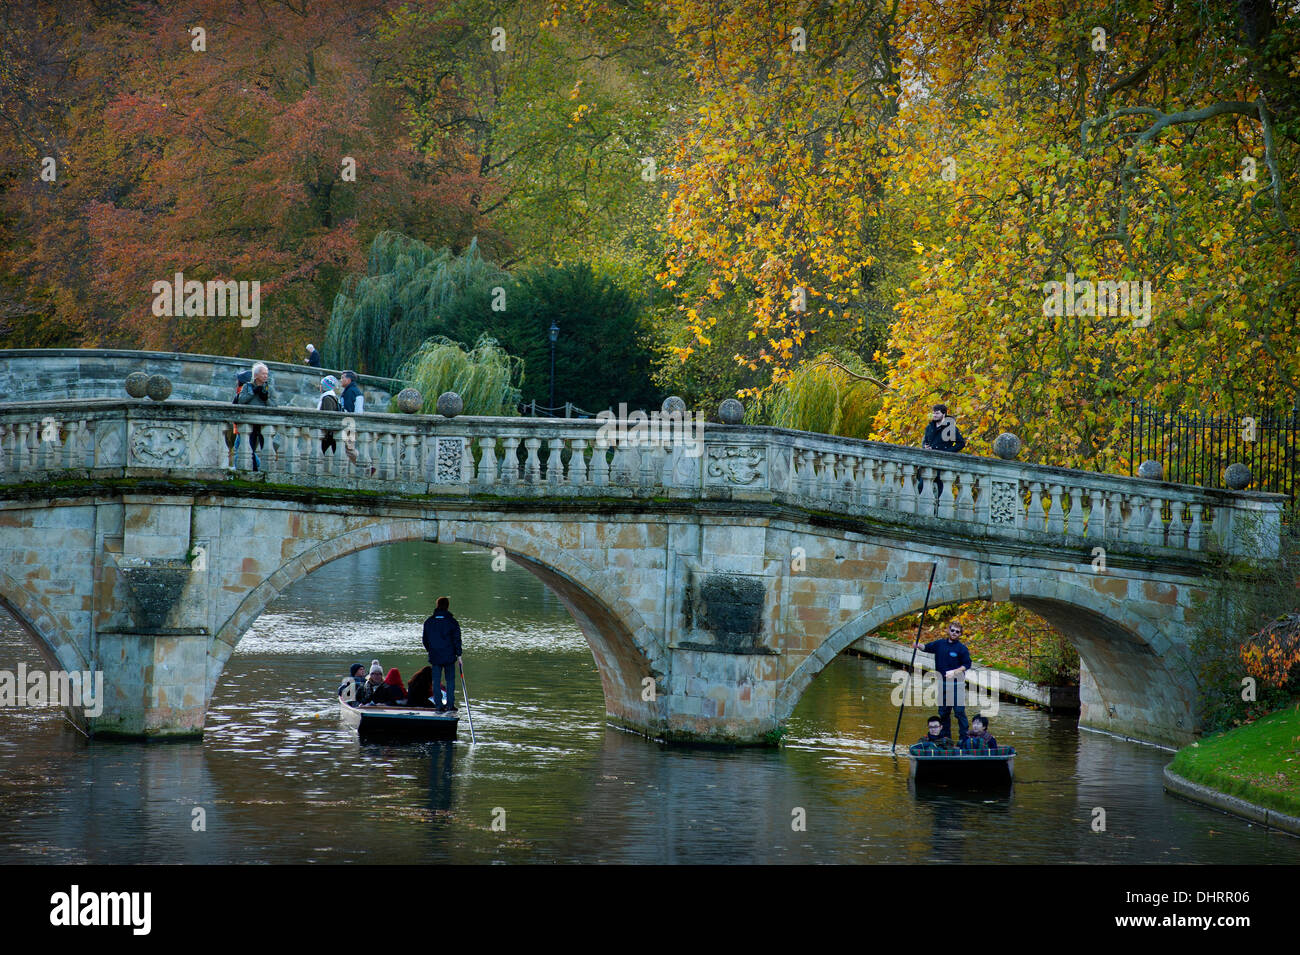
[914,620,974,741]
[305,343,321,367]
[919,403,966,497]
[234,362,274,470]
[422,596,463,712]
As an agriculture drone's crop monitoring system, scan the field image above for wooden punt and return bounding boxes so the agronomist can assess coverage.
[908,745,1015,787]
[340,699,459,741]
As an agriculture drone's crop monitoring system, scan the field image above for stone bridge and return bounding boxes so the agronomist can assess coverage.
[0,382,1285,747]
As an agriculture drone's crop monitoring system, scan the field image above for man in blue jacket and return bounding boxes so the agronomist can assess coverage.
[422,596,463,712]
[914,620,974,741]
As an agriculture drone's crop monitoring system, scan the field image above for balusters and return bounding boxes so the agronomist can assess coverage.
[1168,500,1186,549]
[1086,489,1105,539]
[1046,484,1064,534]
[402,434,419,481]
[956,473,975,522]
[860,458,878,508]
[878,461,897,509]
[900,463,917,513]
[1106,491,1124,542]
[589,437,610,486]
[1145,494,1165,546]
[818,452,838,502]
[523,438,542,484]
[972,475,988,524]
[500,437,520,484]
[1027,482,1044,532]
[838,454,858,506]
[478,437,498,486]
[1125,494,1146,544]
[937,469,956,520]
[546,439,564,486]
[798,449,817,498]
[569,439,589,486]
[1187,503,1204,551]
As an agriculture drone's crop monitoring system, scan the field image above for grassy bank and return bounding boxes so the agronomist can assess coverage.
[1168,706,1300,817]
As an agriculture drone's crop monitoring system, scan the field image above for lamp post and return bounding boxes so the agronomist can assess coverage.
[549,322,559,413]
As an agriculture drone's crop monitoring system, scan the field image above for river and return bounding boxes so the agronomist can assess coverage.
[1,541,1296,864]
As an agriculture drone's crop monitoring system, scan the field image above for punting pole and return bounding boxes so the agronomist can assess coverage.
[891,562,938,756]
[458,659,477,744]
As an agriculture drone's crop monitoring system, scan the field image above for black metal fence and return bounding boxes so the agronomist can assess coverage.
[1128,400,1299,502]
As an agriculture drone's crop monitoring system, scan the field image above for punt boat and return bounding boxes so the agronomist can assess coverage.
[340,699,459,741]
[908,745,1015,787]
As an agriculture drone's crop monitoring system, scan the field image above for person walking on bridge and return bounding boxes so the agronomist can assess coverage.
[422,597,463,713]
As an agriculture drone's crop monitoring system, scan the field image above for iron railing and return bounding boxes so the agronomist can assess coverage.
[1129,400,1299,502]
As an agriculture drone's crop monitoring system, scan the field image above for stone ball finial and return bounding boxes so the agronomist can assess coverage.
[662,395,687,417]
[125,371,150,399]
[718,398,744,424]
[1223,463,1252,490]
[1137,459,1164,481]
[992,432,1022,460]
[145,374,173,402]
[396,388,423,414]
[436,391,464,418]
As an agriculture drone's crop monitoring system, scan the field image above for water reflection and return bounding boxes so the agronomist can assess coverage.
[0,541,1297,864]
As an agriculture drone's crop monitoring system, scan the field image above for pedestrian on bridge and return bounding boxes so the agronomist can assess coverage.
[918,403,966,498]
[233,363,275,471]
[305,343,321,367]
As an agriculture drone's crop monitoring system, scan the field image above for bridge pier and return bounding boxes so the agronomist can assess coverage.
[91,630,209,739]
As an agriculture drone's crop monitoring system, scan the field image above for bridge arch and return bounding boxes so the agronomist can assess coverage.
[776,568,1189,739]
[0,569,89,675]
[209,516,665,732]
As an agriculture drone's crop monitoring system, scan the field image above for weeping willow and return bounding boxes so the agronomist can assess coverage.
[751,352,887,439]
[397,335,523,416]
[324,232,507,377]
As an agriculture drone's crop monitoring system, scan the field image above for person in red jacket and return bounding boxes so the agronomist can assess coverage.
[370,668,406,705]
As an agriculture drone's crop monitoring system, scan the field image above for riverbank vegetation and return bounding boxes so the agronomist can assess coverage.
[1168,706,1300,817]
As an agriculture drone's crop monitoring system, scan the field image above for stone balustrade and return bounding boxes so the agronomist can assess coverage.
[0,399,1283,560]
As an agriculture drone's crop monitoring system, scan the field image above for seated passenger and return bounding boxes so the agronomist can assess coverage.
[911,716,956,753]
[959,715,998,750]
[370,667,407,705]
[338,663,365,701]
[405,665,436,709]
[357,661,385,704]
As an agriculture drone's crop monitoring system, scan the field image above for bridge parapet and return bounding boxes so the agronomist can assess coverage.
[0,399,1283,561]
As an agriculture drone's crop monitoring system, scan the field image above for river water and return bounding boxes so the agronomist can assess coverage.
[1,542,1296,864]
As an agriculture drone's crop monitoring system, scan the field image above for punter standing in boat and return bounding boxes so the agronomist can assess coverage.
[422,597,463,713]
[914,620,973,741]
